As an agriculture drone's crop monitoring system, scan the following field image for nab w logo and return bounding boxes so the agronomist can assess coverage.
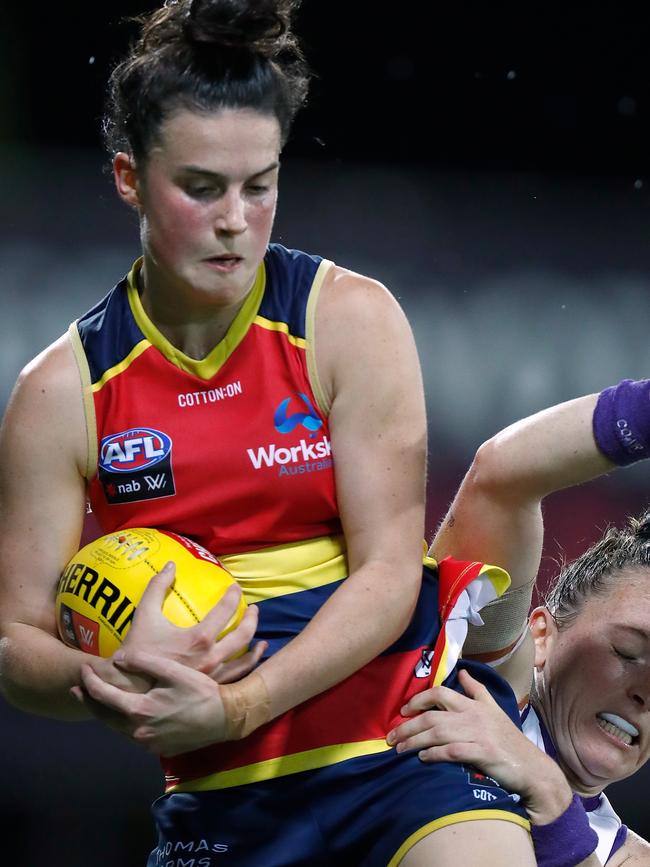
[144,474,167,491]
[274,393,323,435]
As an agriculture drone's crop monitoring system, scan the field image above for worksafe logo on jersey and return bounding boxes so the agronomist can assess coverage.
[248,395,332,477]
[274,393,323,435]
[98,427,176,504]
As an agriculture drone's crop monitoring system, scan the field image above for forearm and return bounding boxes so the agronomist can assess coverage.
[432,394,613,589]
[0,621,92,719]
[252,558,421,720]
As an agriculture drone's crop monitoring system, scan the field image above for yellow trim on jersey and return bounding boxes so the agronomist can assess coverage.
[90,339,151,392]
[387,810,531,866]
[169,738,391,793]
[219,534,348,604]
[126,258,266,381]
[68,322,98,479]
[305,259,334,416]
[252,315,307,348]
[479,562,511,598]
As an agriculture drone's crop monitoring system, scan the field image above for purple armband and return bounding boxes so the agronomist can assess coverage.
[592,378,650,465]
[530,794,598,867]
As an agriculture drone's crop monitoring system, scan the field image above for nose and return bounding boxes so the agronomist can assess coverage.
[628,673,650,709]
[214,188,247,235]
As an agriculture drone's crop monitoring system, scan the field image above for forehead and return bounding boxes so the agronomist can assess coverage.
[151,107,282,173]
[578,568,650,624]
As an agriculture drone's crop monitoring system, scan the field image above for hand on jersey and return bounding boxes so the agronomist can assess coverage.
[386,668,572,825]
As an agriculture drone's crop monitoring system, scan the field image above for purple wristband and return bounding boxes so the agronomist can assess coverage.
[530,794,598,867]
[593,378,650,465]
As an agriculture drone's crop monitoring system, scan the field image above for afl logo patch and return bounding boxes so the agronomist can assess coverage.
[99,428,171,472]
[98,428,176,505]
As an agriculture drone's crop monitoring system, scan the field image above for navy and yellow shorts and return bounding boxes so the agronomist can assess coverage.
[147,662,529,867]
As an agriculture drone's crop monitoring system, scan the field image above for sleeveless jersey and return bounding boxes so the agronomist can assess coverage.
[69,245,511,791]
[70,244,338,554]
[522,705,628,864]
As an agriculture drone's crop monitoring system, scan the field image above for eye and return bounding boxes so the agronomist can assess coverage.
[186,185,215,199]
[246,184,270,196]
[613,646,638,662]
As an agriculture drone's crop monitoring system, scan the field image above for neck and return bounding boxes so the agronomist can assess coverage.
[137,262,253,360]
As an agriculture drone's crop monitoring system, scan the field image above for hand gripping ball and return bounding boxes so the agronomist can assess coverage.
[56,528,246,657]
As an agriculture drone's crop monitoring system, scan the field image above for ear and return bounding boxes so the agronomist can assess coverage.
[113,152,142,209]
[529,606,557,670]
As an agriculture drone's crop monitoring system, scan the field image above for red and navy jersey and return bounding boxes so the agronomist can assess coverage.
[70,244,339,554]
[162,556,510,792]
[70,246,511,792]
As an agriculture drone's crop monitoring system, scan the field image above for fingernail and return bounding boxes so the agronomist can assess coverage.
[386,731,395,745]
[395,743,405,753]
[113,650,126,664]
[400,705,408,716]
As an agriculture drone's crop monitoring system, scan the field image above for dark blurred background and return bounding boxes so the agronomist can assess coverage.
[2,2,650,863]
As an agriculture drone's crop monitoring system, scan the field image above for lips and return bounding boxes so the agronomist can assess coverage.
[203,255,243,272]
[596,712,639,746]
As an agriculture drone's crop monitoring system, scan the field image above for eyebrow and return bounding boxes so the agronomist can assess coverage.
[179,161,280,181]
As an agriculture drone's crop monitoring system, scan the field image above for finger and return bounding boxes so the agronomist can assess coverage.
[211,639,268,684]
[457,668,496,704]
[80,663,146,715]
[387,710,445,746]
[138,561,177,614]
[401,684,469,716]
[416,742,480,764]
[196,583,244,637]
[115,648,203,684]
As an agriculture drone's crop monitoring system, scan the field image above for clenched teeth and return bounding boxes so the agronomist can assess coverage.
[597,712,638,745]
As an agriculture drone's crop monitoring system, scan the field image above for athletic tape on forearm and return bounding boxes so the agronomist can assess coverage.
[219,671,272,741]
[593,378,650,465]
[530,794,598,867]
[462,578,535,659]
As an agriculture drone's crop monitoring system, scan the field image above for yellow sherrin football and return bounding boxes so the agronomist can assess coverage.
[56,527,246,657]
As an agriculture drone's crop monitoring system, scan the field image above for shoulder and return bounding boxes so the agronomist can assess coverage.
[11,333,80,402]
[2,333,86,474]
[314,265,424,413]
[609,829,650,865]
[316,265,416,361]
[319,264,407,319]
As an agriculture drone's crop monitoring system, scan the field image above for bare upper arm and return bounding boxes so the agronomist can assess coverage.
[0,334,88,637]
[313,266,427,574]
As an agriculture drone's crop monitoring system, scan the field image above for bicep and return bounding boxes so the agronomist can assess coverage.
[316,270,427,573]
[0,339,88,636]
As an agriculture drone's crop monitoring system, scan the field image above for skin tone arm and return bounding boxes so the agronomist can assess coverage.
[0,337,261,719]
[430,393,613,698]
[78,268,428,754]
[256,267,427,717]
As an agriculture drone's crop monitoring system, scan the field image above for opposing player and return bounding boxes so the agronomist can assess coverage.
[0,0,535,863]
[389,381,650,864]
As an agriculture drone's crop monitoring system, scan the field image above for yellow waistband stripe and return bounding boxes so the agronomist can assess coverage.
[168,738,391,793]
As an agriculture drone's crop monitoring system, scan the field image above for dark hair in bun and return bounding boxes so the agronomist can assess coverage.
[545,509,650,629]
[103,0,309,161]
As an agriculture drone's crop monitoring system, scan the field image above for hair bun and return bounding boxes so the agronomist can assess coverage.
[183,0,298,56]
